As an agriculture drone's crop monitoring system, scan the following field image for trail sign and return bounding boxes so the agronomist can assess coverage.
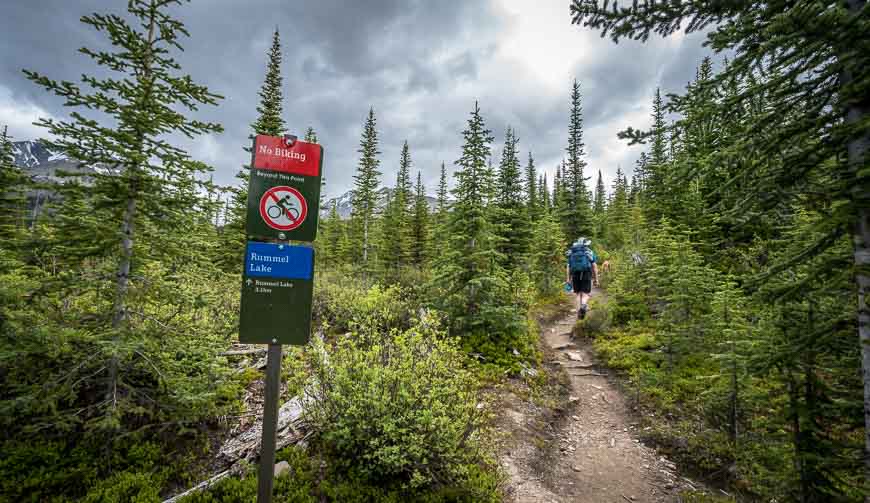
[247,135,323,242]
[244,134,323,503]
[239,242,314,345]
[252,134,321,176]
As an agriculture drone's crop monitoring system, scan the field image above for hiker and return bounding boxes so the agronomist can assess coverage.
[566,237,599,319]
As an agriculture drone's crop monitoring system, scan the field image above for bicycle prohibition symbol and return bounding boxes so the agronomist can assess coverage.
[259,186,308,231]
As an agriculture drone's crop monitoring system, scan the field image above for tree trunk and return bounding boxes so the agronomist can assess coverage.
[106,194,136,411]
[362,210,369,284]
[787,371,808,503]
[106,1,156,416]
[842,2,870,499]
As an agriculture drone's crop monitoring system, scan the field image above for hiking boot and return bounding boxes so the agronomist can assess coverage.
[579,304,588,320]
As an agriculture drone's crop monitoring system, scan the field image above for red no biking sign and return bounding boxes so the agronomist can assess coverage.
[259,186,308,231]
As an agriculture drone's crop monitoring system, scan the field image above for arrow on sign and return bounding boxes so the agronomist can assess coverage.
[246,278,253,286]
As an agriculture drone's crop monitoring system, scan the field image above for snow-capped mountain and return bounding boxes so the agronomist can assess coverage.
[12,140,96,182]
[12,140,68,168]
[320,186,439,219]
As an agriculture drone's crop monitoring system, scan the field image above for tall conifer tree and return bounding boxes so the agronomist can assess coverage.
[250,29,286,136]
[525,152,537,218]
[437,162,449,217]
[411,171,430,266]
[351,108,382,279]
[645,88,669,220]
[432,102,521,360]
[24,0,223,428]
[593,169,607,238]
[379,141,413,273]
[218,27,285,270]
[495,127,529,267]
[0,126,27,243]
[564,79,593,238]
[606,167,630,249]
[540,173,551,213]
[304,126,318,143]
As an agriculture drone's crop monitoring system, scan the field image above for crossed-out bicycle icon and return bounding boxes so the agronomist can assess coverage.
[266,194,300,221]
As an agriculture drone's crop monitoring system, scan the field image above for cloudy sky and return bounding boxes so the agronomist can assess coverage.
[1,0,714,199]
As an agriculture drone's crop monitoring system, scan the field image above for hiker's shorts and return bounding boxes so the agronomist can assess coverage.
[571,271,592,294]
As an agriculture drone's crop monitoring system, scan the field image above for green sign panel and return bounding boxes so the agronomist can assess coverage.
[246,168,321,242]
[239,242,315,345]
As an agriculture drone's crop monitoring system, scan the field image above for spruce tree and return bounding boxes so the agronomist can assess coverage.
[530,204,566,296]
[0,126,27,243]
[524,152,537,218]
[606,167,630,250]
[540,173,551,214]
[593,170,606,216]
[494,127,529,267]
[432,162,450,254]
[593,169,607,238]
[564,79,594,239]
[250,28,286,136]
[321,202,342,267]
[23,0,223,430]
[646,88,669,220]
[217,27,285,270]
[555,159,573,238]
[304,126,318,143]
[431,102,522,362]
[351,108,382,279]
[379,141,413,275]
[437,161,449,217]
[411,171,430,267]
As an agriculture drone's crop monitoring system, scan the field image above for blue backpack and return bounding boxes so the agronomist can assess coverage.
[568,245,594,273]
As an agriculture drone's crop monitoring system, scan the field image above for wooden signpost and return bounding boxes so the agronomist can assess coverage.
[240,134,323,503]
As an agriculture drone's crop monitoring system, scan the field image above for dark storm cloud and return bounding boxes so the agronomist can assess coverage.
[0,0,711,199]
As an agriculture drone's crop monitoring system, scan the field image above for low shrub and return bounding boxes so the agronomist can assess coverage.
[301,313,500,500]
[313,278,417,334]
[609,291,649,326]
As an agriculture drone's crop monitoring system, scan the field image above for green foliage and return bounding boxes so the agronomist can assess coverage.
[313,278,418,334]
[217,28,287,272]
[411,171,431,266]
[351,107,383,277]
[604,167,630,250]
[494,126,530,268]
[430,102,528,367]
[524,151,537,219]
[301,314,500,500]
[562,79,594,239]
[250,28,286,137]
[82,470,163,503]
[592,169,606,237]
[0,126,28,244]
[304,126,318,143]
[379,141,414,276]
[180,448,316,503]
[529,205,566,297]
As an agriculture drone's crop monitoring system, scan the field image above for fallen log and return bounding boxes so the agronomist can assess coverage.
[162,397,306,503]
[163,470,233,503]
[217,397,305,464]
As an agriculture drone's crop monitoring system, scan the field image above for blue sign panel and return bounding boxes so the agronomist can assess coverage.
[244,242,314,280]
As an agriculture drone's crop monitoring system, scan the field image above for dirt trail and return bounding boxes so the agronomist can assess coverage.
[501,290,696,502]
